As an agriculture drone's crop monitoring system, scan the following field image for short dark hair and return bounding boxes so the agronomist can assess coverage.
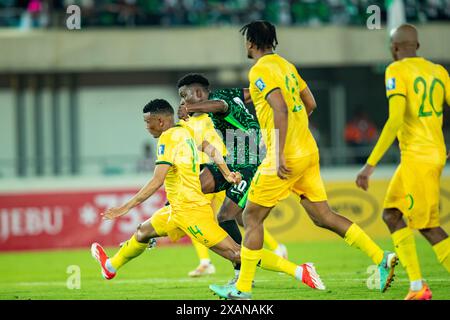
[143,99,174,115]
[177,73,210,89]
[240,20,278,50]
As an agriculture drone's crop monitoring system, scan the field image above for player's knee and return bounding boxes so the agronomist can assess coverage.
[310,210,334,229]
[243,209,265,227]
[217,210,233,222]
[382,209,402,227]
[135,223,152,243]
[243,216,262,231]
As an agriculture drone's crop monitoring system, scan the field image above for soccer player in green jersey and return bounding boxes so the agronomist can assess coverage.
[177,73,288,283]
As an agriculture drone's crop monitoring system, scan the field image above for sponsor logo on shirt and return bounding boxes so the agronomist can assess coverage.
[386,77,396,90]
[158,144,165,155]
[255,78,266,92]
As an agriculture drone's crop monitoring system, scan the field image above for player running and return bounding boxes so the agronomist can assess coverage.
[177,74,288,282]
[91,99,325,294]
[183,107,227,277]
[210,20,397,300]
[356,24,450,300]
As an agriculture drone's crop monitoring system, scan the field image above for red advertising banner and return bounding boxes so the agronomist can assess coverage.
[0,188,190,251]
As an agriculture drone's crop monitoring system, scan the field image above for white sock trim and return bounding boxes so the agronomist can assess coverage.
[200,259,211,266]
[105,259,116,273]
[410,280,423,291]
[295,265,303,281]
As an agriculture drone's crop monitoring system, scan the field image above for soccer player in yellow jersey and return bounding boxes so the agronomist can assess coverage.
[210,20,397,300]
[184,112,226,277]
[178,74,289,282]
[356,24,450,300]
[90,99,325,293]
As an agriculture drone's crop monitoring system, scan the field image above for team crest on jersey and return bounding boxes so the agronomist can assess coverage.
[386,77,396,90]
[255,78,266,91]
[158,144,165,155]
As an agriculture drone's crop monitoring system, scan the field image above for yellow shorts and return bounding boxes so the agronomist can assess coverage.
[248,152,328,207]
[384,160,443,229]
[205,191,226,214]
[150,204,228,247]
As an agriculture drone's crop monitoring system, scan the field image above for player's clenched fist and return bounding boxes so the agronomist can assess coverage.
[177,104,189,120]
[225,172,242,185]
[355,164,375,191]
[101,206,129,220]
[277,153,291,180]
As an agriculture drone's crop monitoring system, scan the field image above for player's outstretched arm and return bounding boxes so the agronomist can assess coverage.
[199,140,241,185]
[300,87,317,116]
[356,95,406,191]
[180,99,228,117]
[101,164,170,220]
[266,88,291,180]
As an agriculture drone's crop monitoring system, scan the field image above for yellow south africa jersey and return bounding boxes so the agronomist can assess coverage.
[183,113,227,164]
[248,53,318,162]
[155,123,210,210]
[385,57,450,165]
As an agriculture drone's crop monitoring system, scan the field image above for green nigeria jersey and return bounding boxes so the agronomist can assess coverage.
[208,88,261,166]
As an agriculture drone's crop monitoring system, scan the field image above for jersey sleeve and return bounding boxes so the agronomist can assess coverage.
[366,95,406,166]
[294,68,308,92]
[249,65,280,100]
[155,131,178,166]
[210,88,247,120]
[385,63,407,99]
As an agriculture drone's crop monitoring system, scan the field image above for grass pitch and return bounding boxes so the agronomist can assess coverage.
[0,238,448,300]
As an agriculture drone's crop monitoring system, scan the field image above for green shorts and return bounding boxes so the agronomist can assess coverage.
[203,163,258,208]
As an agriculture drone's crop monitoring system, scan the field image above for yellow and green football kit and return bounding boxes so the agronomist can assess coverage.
[236,54,385,294]
[366,57,450,282]
[247,53,327,207]
[368,57,449,229]
[183,113,227,164]
[150,123,228,247]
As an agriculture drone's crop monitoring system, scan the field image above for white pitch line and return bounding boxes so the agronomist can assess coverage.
[13,277,450,287]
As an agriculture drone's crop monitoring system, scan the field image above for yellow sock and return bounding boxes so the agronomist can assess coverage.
[263,227,279,251]
[109,234,148,270]
[192,239,210,262]
[344,223,384,265]
[236,246,261,293]
[392,227,422,281]
[433,237,450,272]
[259,248,296,277]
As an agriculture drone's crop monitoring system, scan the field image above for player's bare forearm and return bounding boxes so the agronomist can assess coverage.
[300,87,317,116]
[121,165,169,212]
[200,140,240,184]
[122,179,163,212]
[185,100,227,114]
[102,172,166,220]
[200,140,227,173]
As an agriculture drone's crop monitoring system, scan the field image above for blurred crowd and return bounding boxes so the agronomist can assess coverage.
[0,0,449,28]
